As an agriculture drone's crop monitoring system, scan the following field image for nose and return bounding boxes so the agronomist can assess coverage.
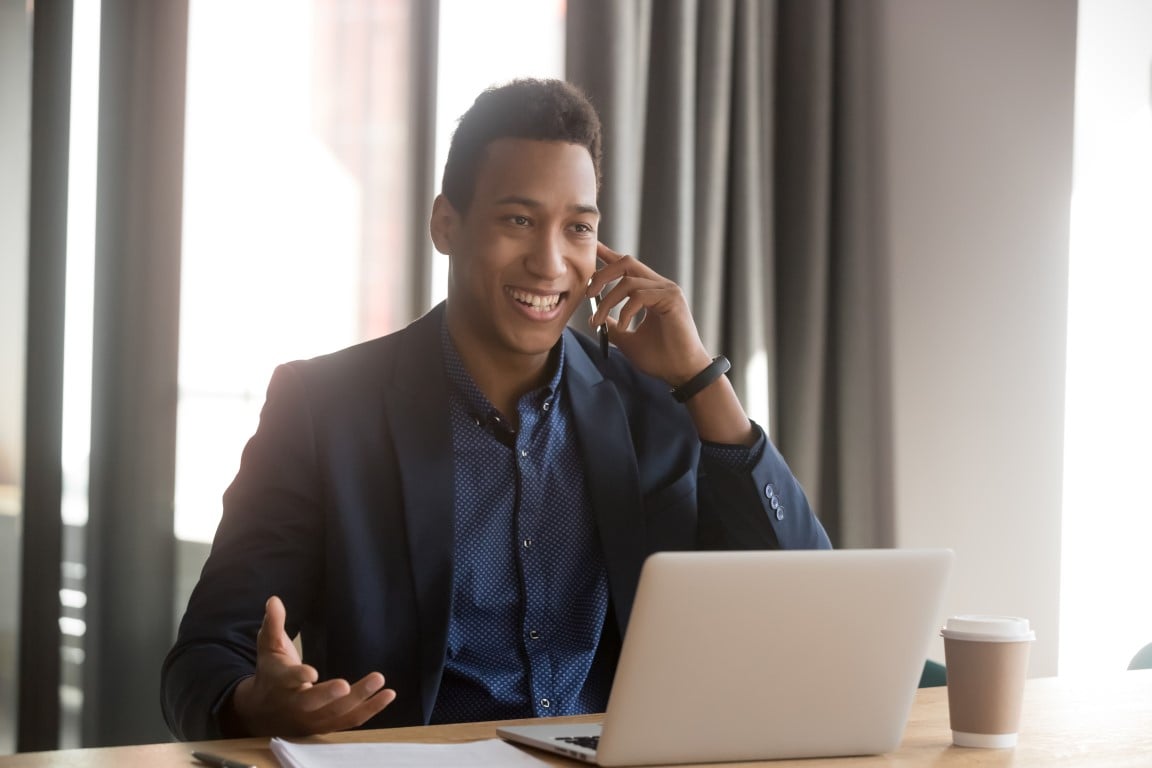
[524,229,566,280]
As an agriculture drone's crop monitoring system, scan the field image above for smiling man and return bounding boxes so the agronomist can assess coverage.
[161,79,830,741]
[434,137,601,425]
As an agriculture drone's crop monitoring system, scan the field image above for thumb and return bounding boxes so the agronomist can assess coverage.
[256,596,315,687]
[258,595,292,655]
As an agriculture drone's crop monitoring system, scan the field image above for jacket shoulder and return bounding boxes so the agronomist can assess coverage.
[277,307,441,399]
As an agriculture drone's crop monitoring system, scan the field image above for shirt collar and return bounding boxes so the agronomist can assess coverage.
[439,316,566,419]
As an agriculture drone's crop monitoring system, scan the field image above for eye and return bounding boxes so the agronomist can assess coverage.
[508,215,531,227]
[572,222,596,234]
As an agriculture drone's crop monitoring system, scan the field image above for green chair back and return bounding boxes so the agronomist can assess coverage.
[919,659,947,687]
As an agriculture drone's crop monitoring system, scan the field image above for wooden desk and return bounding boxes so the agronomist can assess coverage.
[3,672,1150,767]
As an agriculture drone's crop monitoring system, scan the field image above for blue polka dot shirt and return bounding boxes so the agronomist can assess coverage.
[430,322,612,723]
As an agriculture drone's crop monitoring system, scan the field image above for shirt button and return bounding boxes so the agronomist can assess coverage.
[540,698,551,709]
[529,629,540,640]
[764,483,776,499]
[520,449,528,458]
[523,538,532,548]
[542,400,551,411]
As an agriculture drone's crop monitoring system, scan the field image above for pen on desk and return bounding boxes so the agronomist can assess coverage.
[191,750,257,768]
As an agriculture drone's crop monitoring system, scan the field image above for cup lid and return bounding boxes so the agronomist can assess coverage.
[940,615,1035,642]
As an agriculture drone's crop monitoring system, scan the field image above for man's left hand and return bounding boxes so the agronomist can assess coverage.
[586,241,713,387]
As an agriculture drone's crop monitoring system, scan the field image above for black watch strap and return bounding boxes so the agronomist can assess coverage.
[670,355,731,403]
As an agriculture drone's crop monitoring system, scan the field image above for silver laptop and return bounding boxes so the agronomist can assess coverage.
[498,548,953,766]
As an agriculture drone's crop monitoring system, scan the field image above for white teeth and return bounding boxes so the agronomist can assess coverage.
[510,289,561,312]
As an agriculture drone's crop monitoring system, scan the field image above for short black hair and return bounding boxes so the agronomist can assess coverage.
[441,78,603,213]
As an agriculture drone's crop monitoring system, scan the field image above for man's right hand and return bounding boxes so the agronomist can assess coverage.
[225,596,397,736]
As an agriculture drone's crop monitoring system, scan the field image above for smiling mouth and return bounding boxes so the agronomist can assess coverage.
[508,287,564,313]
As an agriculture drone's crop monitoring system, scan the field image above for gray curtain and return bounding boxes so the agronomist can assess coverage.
[16,0,440,750]
[567,0,894,548]
[18,0,72,752]
[84,0,189,746]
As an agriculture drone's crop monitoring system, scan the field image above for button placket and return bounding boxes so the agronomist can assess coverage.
[517,412,551,716]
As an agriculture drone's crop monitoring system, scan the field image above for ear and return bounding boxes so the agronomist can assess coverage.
[429,194,459,256]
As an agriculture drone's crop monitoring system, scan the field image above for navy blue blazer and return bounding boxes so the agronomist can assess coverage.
[161,303,830,740]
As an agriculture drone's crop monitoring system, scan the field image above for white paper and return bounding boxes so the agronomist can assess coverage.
[270,736,554,768]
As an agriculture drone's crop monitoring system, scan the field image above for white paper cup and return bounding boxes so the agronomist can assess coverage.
[941,616,1035,748]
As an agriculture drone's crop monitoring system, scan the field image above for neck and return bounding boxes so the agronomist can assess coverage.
[446,325,557,424]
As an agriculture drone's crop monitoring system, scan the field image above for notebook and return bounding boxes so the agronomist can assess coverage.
[498,548,953,766]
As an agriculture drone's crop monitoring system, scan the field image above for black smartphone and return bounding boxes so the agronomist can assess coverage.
[589,293,609,360]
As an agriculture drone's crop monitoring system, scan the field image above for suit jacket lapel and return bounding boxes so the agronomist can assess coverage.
[382,305,455,723]
[564,332,647,633]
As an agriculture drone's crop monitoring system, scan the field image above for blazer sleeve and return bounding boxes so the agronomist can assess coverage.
[160,363,326,740]
[697,424,832,551]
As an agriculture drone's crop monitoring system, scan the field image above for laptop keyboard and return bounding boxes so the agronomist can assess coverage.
[557,735,600,751]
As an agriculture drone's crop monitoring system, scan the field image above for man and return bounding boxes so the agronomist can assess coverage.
[161,78,830,741]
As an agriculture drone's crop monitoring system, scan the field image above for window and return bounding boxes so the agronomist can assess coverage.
[175,0,565,548]
[429,0,565,306]
[1059,0,1152,675]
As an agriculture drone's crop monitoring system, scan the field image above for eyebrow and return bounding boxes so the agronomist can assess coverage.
[493,195,600,217]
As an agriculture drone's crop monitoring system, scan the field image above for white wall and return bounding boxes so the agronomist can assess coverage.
[875,0,1077,676]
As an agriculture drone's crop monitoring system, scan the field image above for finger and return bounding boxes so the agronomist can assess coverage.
[265,659,320,689]
[595,276,663,328]
[310,676,397,732]
[596,241,624,264]
[255,598,319,692]
[258,598,309,671]
[614,294,648,334]
[309,673,385,719]
[290,677,355,714]
[617,286,678,332]
[320,687,397,732]
[588,243,645,297]
[258,596,288,652]
[596,242,661,279]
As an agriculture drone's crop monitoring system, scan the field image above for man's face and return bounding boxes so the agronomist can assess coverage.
[436,138,600,361]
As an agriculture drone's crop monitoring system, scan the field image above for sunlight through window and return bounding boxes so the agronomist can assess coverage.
[430,0,566,307]
[1059,0,1152,676]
